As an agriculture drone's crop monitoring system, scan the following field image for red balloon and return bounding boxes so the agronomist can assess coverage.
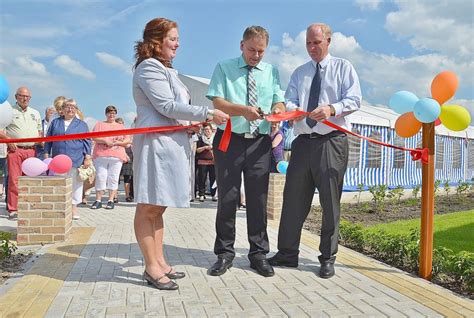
[49,154,73,174]
[434,118,442,126]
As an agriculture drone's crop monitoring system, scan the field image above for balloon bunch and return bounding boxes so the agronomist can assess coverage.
[22,154,73,177]
[389,71,471,138]
[0,75,13,129]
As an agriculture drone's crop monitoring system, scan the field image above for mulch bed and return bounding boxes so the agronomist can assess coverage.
[0,252,34,285]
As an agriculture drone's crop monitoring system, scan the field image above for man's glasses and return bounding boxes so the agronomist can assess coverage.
[16,94,31,99]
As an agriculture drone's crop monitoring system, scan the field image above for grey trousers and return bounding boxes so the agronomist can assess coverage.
[276,131,348,262]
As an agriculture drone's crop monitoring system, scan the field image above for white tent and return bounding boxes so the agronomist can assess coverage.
[180,74,474,189]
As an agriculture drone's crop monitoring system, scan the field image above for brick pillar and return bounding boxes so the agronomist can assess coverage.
[267,173,286,221]
[17,176,72,246]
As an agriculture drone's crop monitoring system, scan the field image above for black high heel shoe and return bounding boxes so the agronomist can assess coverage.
[143,271,178,290]
[165,267,186,279]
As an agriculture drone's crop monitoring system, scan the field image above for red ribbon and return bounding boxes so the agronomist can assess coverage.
[0,122,204,144]
[219,110,428,164]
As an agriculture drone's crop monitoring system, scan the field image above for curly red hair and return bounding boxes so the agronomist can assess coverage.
[134,18,178,69]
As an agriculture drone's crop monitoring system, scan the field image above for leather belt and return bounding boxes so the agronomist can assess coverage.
[299,131,346,139]
[233,132,265,139]
[16,145,36,149]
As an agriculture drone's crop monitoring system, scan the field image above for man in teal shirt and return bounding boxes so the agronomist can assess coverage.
[206,26,285,277]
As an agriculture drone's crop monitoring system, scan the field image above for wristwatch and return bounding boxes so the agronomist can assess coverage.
[329,104,336,116]
[206,109,215,120]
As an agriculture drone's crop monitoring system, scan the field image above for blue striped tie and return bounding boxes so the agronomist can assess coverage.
[306,63,321,128]
[247,66,261,135]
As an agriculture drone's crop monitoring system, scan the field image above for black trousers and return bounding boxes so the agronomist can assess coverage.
[213,130,271,261]
[198,164,216,196]
[276,132,348,263]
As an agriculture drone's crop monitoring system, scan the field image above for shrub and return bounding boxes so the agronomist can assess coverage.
[0,231,17,259]
[339,222,473,296]
[412,185,421,199]
[368,185,388,213]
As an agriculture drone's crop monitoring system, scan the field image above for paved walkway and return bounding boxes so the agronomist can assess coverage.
[0,199,473,317]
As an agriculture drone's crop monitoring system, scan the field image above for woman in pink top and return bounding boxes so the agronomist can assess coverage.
[91,105,131,209]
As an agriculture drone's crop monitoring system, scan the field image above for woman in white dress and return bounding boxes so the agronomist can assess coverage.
[132,17,228,290]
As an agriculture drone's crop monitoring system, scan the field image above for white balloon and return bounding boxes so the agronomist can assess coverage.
[0,100,13,129]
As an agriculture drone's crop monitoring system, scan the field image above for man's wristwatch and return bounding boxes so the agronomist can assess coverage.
[329,104,336,116]
[206,109,215,120]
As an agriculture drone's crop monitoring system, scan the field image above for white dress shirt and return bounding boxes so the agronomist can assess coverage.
[285,54,362,136]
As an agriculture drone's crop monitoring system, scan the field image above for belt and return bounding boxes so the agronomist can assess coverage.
[232,132,266,139]
[299,131,346,139]
[16,145,36,149]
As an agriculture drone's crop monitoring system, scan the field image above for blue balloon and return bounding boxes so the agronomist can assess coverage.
[388,91,419,114]
[413,98,441,123]
[276,161,289,174]
[0,76,9,104]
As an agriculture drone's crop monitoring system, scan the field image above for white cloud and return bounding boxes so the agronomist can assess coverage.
[355,0,382,11]
[265,30,472,109]
[15,27,71,39]
[15,56,49,76]
[95,52,132,75]
[54,55,95,80]
[385,0,474,61]
[345,18,367,25]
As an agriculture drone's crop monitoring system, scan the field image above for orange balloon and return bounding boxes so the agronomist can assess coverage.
[395,112,422,138]
[431,71,458,105]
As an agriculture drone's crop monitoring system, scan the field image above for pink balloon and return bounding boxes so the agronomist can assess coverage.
[22,157,48,176]
[48,154,73,174]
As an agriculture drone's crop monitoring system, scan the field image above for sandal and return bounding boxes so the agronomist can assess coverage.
[165,267,186,279]
[91,201,102,209]
[143,271,178,290]
[105,201,114,209]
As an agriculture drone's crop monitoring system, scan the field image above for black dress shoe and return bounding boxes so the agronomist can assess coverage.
[250,259,275,277]
[319,262,335,279]
[268,254,298,268]
[208,257,233,276]
[165,267,185,279]
[143,271,179,290]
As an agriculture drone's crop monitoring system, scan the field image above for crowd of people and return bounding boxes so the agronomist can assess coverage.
[3,17,361,291]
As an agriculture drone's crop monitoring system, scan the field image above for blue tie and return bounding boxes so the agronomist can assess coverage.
[306,63,321,128]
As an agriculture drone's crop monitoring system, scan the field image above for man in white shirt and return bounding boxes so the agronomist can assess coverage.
[269,23,361,279]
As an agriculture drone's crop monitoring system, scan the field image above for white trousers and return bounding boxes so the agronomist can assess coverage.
[94,157,123,191]
[65,169,84,205]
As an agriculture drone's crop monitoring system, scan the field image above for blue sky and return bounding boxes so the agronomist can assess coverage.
[1,0,473,127]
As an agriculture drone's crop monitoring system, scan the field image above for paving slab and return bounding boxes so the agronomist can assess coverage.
[0,199,473,317]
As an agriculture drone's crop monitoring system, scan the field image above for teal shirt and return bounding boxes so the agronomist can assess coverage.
[206,55,285,134]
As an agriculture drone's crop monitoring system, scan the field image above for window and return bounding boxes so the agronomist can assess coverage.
[347,128,361,168]
[452,139,462,169]
[393,134,405,169]
[435,139,444,169]
[367,130,382,168]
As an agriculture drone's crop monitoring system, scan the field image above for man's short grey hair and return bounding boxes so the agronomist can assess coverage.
[307,23,332,39]
[243,26,269,44]
[45,106,55,115]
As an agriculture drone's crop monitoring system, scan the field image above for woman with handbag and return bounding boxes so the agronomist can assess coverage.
[196,123,217,202]
[44,99,92,220]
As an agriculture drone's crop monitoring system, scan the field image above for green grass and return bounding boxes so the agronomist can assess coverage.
[368,210,474,254]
